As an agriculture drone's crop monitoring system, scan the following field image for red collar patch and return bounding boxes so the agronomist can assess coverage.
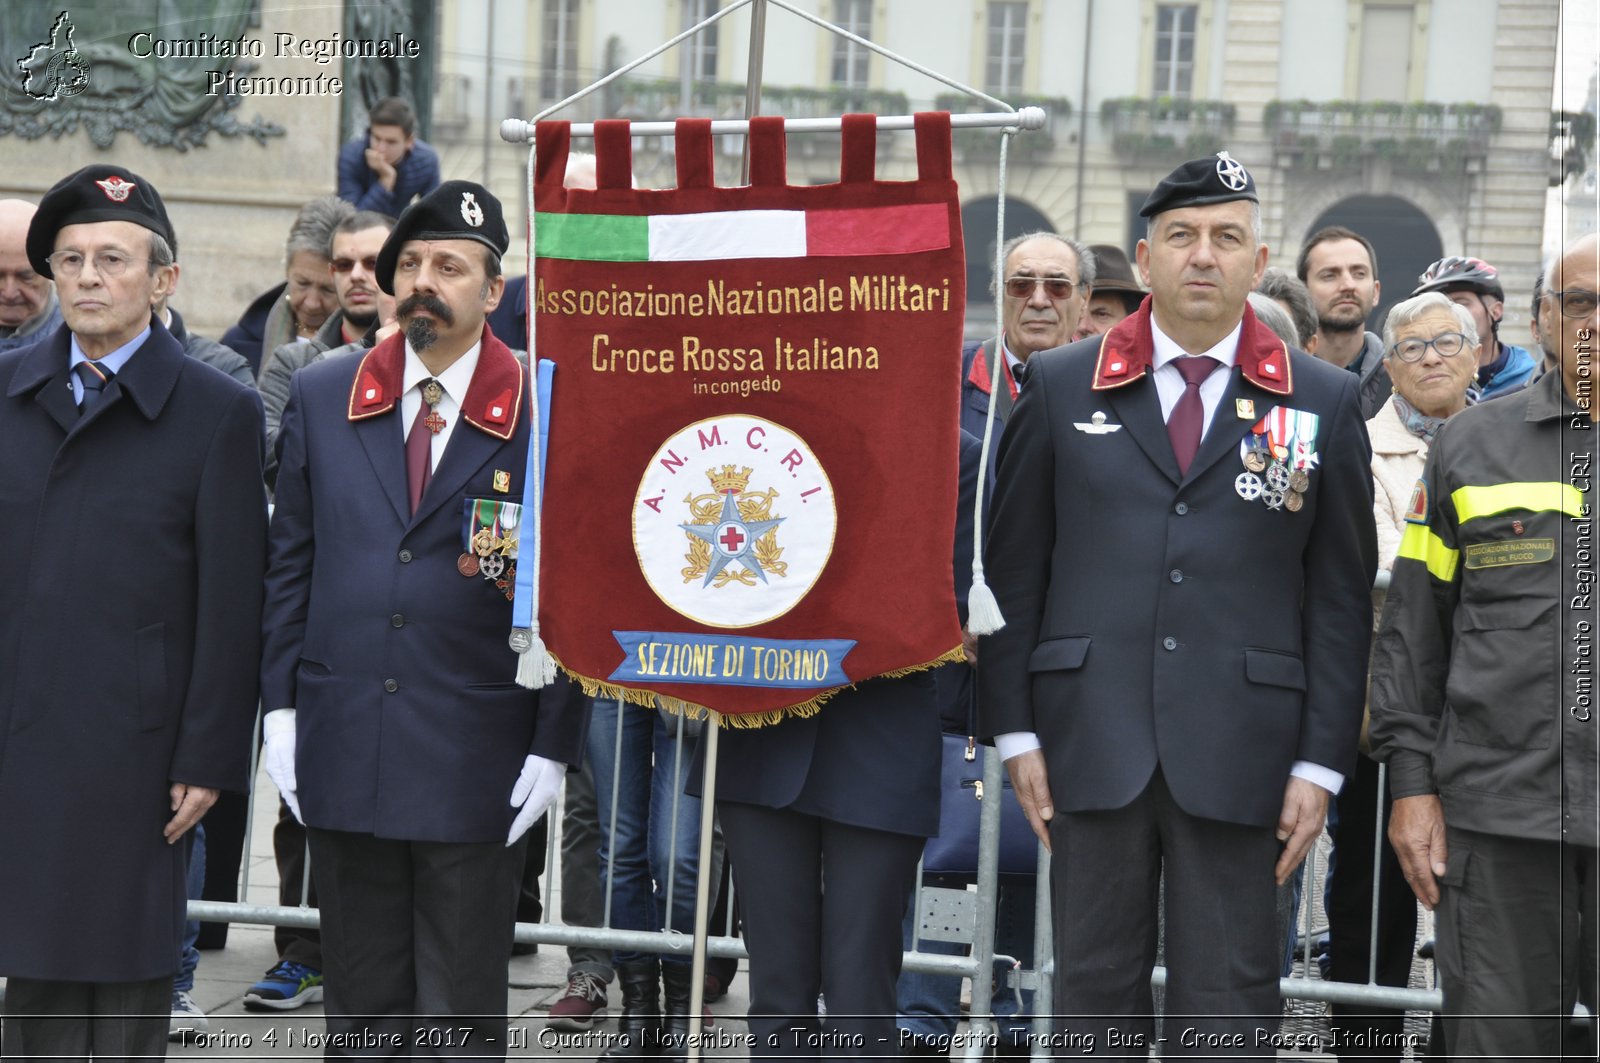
[1091,301,1293,395]
[346,325,525,440]
[966,344,1019,401]
[1091,311,1154,390]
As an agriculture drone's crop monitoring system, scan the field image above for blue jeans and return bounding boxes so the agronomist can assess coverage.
[588,700,714,968]
[175,823,206,993]
[897,872,1036,1048]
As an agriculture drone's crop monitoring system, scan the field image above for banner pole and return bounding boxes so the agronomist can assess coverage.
[686,712,722,1062]
[739,0,769,183]
[501,108,1046,144]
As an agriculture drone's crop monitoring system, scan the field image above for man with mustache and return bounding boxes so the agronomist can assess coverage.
[260,180,586,1058]
[0,199,62,354]
[1298,225,1392,418]
[981,153,1375,1056]
[259,210,396,489]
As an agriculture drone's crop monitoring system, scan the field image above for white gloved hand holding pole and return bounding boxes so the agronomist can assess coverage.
[262,708,302,824]
[507,755,566,846]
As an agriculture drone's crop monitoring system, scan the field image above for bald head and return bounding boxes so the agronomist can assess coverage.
[0,199,53,331]
[1544,233,1600,416]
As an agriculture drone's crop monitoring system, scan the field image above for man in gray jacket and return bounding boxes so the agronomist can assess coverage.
[1298,225,1392,418]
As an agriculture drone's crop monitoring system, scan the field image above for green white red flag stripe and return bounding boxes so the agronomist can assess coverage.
[535,202,949,262]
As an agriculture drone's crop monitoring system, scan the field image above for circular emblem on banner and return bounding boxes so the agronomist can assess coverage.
[634,415,836,628]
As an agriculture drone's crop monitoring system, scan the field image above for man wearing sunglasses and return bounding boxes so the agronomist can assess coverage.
[260,210,396,488]
[960,233,1094,445]
[1370,232,1599,1059]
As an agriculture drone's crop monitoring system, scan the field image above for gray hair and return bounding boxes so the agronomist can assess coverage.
[1146,200,1262,246]
[285,195,354,265]
[1381,291,1480,354]
[991,231,1097,296]
[147,232,174,271]
[1254,268,1318,347]
[1246,291,1299,348]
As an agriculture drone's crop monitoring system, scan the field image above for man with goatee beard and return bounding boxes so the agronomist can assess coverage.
[1298,225,1392,418]
[259,180,587,1059]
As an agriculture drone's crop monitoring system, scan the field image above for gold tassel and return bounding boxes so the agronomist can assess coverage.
[551,645,965,729]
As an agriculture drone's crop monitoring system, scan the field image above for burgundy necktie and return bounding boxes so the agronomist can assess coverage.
[1167,356,1220,475]
[405,381,438,515]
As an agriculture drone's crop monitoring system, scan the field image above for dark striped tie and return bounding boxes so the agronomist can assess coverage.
[74,361,112,417]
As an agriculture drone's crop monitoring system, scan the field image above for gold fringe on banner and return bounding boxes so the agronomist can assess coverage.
[551,646,967,729]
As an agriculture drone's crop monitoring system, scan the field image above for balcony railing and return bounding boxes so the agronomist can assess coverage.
[1100,97,1237,161]
[1264,100,1500,172]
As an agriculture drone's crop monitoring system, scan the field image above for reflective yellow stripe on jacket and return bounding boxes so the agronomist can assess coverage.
[1452,481,1585,524]
[1396,523,1459,583]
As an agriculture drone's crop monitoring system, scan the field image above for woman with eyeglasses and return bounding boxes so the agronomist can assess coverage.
[219,195,350,376]
[1321,290,1478,1062]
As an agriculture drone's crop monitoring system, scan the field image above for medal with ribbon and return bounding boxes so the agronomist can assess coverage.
[1235,413,1272,503]
[461,499,522,598]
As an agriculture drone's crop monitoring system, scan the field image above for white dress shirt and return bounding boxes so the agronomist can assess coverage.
[994,314,1344,795]
[401,339,481,474]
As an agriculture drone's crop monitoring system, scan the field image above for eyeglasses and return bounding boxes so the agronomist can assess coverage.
[331,255,379,274]
[1004,275,1077,299]
[46,250,148,278]
[1549,289,1599,319]
[1390,331,1468,363]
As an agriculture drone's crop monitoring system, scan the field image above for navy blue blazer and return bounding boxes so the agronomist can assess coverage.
[978,305,1377,829]
[261,326,586,845]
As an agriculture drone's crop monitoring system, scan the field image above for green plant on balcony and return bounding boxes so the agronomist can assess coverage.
[1328,134,1364,168]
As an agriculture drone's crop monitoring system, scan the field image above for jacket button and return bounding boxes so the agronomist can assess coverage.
[1162,637,1177,651]
[383,678,398,693]
[391,614,405,628]
[1174,502,1189,515]
[1169,569,1183,583]
[398,549,413,563]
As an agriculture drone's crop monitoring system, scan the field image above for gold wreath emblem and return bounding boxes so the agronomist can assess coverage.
[681,467,788,587]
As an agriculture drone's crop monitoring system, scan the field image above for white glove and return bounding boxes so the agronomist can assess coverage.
[262,708,302,824]
[507,755,566,846]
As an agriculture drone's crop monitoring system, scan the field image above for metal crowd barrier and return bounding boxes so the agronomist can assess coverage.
[192,566,1437,1059]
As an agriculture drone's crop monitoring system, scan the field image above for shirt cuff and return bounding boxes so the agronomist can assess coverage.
[995,731,1042,761]
[1290,760,1343,795]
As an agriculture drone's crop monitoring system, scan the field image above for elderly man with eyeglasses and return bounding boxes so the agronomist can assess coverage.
[0,164,266,1058]
[1369,232,1599,1059]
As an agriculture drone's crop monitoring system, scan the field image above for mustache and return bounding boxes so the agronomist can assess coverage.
[397,292,453,325]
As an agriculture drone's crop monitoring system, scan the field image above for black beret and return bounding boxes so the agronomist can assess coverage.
[1138,150,1258,219]
[376,180,510,295]
[27,164,176,278]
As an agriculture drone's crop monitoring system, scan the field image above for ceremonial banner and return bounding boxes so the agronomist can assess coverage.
[533,113,964,721]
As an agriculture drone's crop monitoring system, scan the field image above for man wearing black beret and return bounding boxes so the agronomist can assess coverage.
[260,179,587,1058]
[0,165,267,1056]
[980,151,1376,1052]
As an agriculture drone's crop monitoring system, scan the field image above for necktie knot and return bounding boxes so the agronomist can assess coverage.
[1011,360,1029,389]
[1173,355,1219,387]
[74,361,112,415]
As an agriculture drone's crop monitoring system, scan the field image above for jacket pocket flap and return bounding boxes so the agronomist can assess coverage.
[1028,636,1091,672]
[1244,648,1306,690]
[1459,596,1554,632]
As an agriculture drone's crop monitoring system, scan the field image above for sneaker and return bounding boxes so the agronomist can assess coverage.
[546,971,608,1031]
[169,989,209,1040]
[243,960,324,1011]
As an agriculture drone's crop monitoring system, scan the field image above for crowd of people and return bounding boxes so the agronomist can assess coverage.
[0,99,1591,1063]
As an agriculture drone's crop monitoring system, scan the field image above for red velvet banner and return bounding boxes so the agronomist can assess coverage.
[534,113,964,720]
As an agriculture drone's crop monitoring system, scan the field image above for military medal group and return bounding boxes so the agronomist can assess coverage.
[409,365,523,601]
[1234,402,1319,512]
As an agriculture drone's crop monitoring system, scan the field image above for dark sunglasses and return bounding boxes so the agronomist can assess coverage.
[1004,275,1077,299]
[331,256,379,274]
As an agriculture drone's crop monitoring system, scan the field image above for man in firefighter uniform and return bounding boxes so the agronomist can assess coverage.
[1369,231,1599,1058]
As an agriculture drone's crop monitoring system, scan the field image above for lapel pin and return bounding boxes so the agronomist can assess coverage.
[1236,398,1255,419]
[493,469,511,494]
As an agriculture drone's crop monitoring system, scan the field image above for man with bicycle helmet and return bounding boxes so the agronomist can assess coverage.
[1411,255,1538,400]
